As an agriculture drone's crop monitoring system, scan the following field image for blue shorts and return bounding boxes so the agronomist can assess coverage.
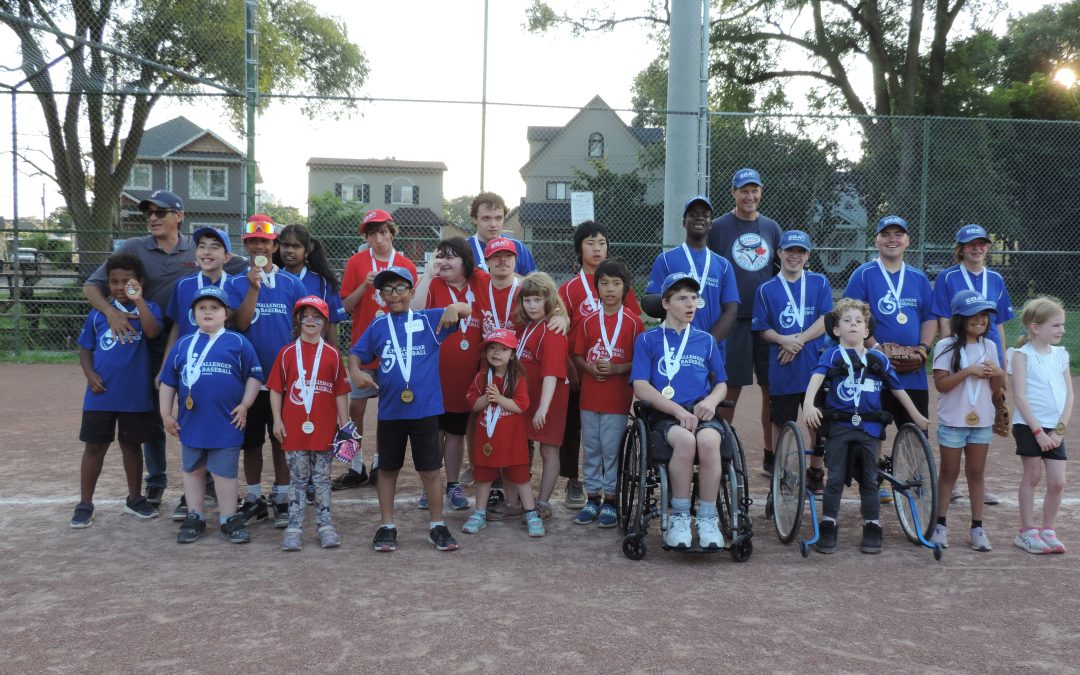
[937,424,993,448]
[182,445,241,479]
[349,368,379,400]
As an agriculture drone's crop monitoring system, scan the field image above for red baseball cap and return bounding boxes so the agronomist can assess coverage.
[243,213,277,240]
[483,237,516,259]
[360,209,394,234]
[480,327,518,351]
[293,295,330,321]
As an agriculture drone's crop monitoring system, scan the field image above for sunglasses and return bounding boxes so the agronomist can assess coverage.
[244,221,276,235]
[144,209,176,219]
[380,285,411,297]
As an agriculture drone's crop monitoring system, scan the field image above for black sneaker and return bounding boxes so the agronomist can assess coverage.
[145,486,165,507]
[220,514,251,544]
[816,520,837,554]
[487,488,506,508]
[70,501,94,528]
[237,496,269,525]
[428,524,459,551]
[861,522,883,554]
[204,480,218,508]
[273,500,290,529]
[331,467,368,491]
[124,495,159,519]
[761,450,775,477]
[176,514,206,544]
[807,467,825,496]
[171,495,189,522]
[373,525,398,552]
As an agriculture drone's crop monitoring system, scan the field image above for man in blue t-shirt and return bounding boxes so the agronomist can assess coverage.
[466,192,536,276]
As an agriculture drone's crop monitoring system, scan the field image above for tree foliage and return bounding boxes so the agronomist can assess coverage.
[307,191,364,242]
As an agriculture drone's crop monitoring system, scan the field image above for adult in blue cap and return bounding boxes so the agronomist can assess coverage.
[706,168,784,476]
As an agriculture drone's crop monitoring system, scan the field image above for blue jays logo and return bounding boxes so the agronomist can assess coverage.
[732,233,771,272]
[99,329,118,351]
[877,294,899,316]
[379,340,396,373]
[779,303,799,329]
[836,376,859,402]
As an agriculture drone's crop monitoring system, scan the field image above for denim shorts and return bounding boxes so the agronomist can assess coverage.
[182,445,241,478]
[937,424,992,449]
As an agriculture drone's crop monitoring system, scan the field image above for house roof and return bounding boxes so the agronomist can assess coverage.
[133,116,245,159]
[307,158,448,172]
[390,207,445,229]
[518,201,571,226]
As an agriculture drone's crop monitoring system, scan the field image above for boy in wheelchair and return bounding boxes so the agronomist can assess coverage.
[803,299,929,554]
[630,272,728,550]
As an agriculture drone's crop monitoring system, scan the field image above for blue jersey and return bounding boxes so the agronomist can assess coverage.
[160,330,264,449]
[226,269,308,379]
[77,302,163,413]
[645,245,740,358]
[166,272,233,338]
[467,235,537,276]
[752,272,832,396]
[844,261,934,390]
[630,324,727,408]
[813,346,900,440]
[350,308,454,420]
[931,265,1013,366]
[297,267,347,324]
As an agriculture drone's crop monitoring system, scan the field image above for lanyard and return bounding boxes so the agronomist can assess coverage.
[661,325,692,384]
[294,338,326,419]
[385,309,414,388]
[371,249,398,307]
[578,271,599,312]
[472,237,488,272]
[875,259,905,310]
[487,278,519,329]
[197,272,227,290]
[184,327,225,389]
[598,308,624,359]
[681,243,711,288]
[960,266,987,298]
[110,298,139,317]
[838,347,868,411]
[445,281,475,335]
[516,321,543,360]
[779,273,806,330]
[484,369,506,437]
[958,338,986,409]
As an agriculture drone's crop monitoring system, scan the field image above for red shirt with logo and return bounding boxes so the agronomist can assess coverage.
[266,339,351,451]
[425,271,490,413]
[340,249,417,368]
[473,277,521,338]
[515,320,569,445]
[559,271,642,342]
[573,305,645,415]
[466,370,530,468]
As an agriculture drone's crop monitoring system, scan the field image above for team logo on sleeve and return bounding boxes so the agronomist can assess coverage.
[731,233,771,272]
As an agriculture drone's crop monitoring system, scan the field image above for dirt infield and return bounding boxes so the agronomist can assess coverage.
[1,362,1078,673]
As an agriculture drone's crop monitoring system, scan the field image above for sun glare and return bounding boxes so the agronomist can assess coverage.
[1054,67,1077,88]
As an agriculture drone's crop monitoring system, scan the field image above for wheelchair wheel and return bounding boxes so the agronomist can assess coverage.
[891,423,939,544]
[622,533,647,561]
[772,421,807,544]
[616,416,648,536]
[716,419,749,543]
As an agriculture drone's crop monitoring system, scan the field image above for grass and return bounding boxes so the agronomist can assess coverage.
[0,350,78,364]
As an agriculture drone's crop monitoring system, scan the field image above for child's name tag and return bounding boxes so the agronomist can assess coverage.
[405,320,423,333]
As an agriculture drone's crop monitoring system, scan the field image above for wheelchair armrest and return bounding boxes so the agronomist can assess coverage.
[632,400,654,417]
[719,400,735,409]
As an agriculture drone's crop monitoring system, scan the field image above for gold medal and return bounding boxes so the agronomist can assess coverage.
[661,385,675,399]
[1056,422,1067,436]
[400,388,414,403]
[185,395,194,410]
[966,410,980,426]
[896,312,908,325]
[482,442,493,456]
[254,255,268,268]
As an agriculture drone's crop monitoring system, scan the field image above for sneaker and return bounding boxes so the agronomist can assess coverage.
[204,481,218,508]
[144,486,164,507]
[429,524,459,551]
[969,526,992,552]
[372,525,398,552]
[70,502,94,528]
[931,524,949,548]
[760,450,775,477]
[176,514,206,544]
[124,495,158,519]
[331,467,367,491]
[220,514,251,544]
[574,501,600,525]
[525,511,546,537]
[564,479,587,509]
[807,467,825,496]
[446,483,470,510]
[950,486,963,503]
[816,520,838,554]
[983,490,1002,506]
[536,500,553,520]
[1039,529,1066,554]
[487,488,506,508]
[664,513,693,549]
[463,512,487,534]
[878,488,894,504]
[273,500,289,528]
[1014,528,1050,554]
[861,522,883,554]
[171,495,189,521]
[418,493,429,510]
[305,482,315,506]
[281,528,303,551]
[318,525,341,549]
[237,496,269,525]
[487,502,524,521]
[697,516,724,550]
[597,502,618,528]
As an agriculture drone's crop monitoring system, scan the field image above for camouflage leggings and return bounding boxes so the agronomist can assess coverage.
[285,450,333,530]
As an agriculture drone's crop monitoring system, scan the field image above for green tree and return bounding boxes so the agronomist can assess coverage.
[443,195,474,230]
[307,191,365,246]
[259,201,307,227]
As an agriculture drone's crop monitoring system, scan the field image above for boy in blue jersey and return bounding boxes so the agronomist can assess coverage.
[752,230,831,493]
[803,299,929,555]
[227,214,308,527]
[631,273,728,551]
[349,266,471,553]
[160,286,263,544]
[71,253,163,528]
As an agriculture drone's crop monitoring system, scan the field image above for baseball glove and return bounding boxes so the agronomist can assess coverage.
[880,342,926,374]
[332,421,362,464]
[992,388,1010,437]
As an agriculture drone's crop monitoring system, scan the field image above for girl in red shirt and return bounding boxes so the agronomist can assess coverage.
[463,329,545,537]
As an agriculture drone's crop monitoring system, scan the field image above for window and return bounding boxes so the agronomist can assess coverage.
[126,164,152,190]
[335,180,370,203]
[546,181,569,201]
[189,167,228,200]
[386,178,419,205]
[189,222,229,237]
[588,132,604,158]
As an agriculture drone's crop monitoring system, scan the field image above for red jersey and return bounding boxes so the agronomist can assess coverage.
[516,320,569,445]
[466,370,530,468]
[425,271,490,413]
[266,339,351,451]
[559,270,642,341]
[340,249,417,367]
[573,305,645,415]
[474,276,520,337]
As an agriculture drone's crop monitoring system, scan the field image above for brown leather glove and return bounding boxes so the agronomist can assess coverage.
[992,388,1010,437]
[881,342,925,374]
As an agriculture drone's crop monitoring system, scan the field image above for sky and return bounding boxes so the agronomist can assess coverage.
[0,0,1068,222]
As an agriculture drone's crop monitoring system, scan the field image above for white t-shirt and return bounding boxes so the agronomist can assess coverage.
[933,336,997,427]
[1007,343,1070,428]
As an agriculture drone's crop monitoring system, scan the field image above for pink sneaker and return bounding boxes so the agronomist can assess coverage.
[1040,529,1066,554]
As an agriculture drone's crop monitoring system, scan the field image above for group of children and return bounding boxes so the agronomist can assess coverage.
[71,201,1071,559]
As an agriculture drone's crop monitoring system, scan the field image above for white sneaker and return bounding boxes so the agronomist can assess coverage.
[1014,528,1050,554]
[931,523,949,548]
[950,486,963,503]
[1040,529,1066,554]
[983,490,1002,506]
[969,526,992,552]
[696,516,724,550]
[664,513,692,549]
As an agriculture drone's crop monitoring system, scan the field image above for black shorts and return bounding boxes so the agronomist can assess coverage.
[881,388,929,430]
[243,390,274,450]
[438,411,470,436]
[376,415,443,472]
[79,410,156,445]
[647,410,726,464]
[1013,424,1068,460]
[769,393,802,427]
[726,318,770,387]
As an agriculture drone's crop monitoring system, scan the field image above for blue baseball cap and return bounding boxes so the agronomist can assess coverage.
[373,265,415,289]
[956,224,990,244]
[950,290,997,317]
[192,227,232,254]
[779,230,812,251]
[138,189,183,211]
[660,272,701,296]
[731,168,763,189]
[876,215,909,234]
[683,195,713,218]
[190,285,230,309]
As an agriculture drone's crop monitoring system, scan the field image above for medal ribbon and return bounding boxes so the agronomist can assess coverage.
[371,248,398,307]
[579,271,599,312]
[445,282,475,336]
[875,259,905,315]
[959,266,988,299]
[516,321,542,360]
[661,324,692,385]
[958,338,986,411]
[838,347,868,413]
[681,243,711,290]
[779,273,806,330]
[196,271,227,290]
[386,309,414,389]
[487,278,519,329]
[483,369,505,437]
[110,298,139,317]
[184,327,226,390]
[294,337,326,420]
[471,237,488,272]
[598,308,624,360]
[1030,347,1065,413]
[258,265,277,290]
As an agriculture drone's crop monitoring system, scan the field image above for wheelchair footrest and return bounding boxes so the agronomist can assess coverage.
[661,543,725,554]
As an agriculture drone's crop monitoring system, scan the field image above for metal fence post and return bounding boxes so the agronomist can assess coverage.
[917,116,930,269]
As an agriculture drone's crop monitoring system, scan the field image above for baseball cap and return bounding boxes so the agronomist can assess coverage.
[242,213,277,240]
[373,265,415,289]
[192,227,232,254]
[361,209,394,234]
[956,224,990,244]
[480,327,519,351]
[876,215,909,234]
[731,168,763,189]
[683,195,713,218]
[950,290,997,317]
[294,295,330,321]
[138,189,183,211]
[660,272,701,297]
[779,230,813,251]
[484,236,516,259]
[190,285,230,309]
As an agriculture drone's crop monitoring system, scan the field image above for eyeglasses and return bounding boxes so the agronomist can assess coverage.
[144,209,175,219]
[380,285,411,297]
[244,221,276,235]
[434,251,460,259]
